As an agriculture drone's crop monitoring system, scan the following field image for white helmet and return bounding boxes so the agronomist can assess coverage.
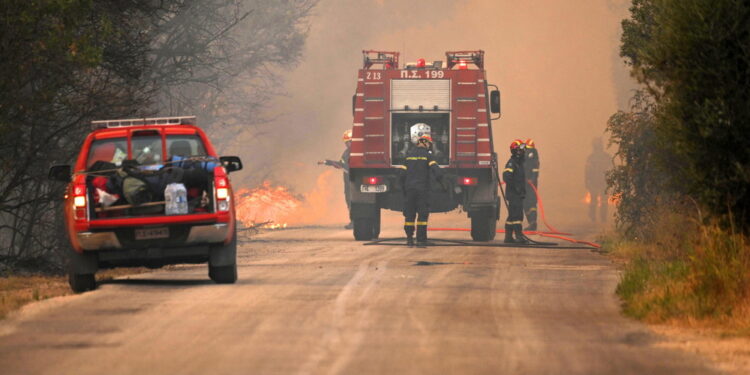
[410,123,431,144]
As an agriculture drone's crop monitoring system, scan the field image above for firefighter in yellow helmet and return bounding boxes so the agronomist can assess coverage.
[523,138,540,231]
[401,134,446,247]
[318,129,353,228]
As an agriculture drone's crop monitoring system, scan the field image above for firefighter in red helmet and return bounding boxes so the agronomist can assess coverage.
[503,139,527,243]
[523,138,540,231]
[401,134,446,247]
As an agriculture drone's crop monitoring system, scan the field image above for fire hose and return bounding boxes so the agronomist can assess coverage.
[426,170,601,249]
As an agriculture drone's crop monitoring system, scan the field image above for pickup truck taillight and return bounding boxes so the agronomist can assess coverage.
[73,184,88,220]
[214,175,229,212]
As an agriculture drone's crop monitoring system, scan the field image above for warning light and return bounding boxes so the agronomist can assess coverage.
[458,177,478,186]
[416,58,426,68]
[458,60,468,70]
[363,176,384,185]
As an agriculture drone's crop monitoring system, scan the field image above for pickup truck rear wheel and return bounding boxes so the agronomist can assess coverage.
[209,225,238,284]
[471,208,497,241]
[69,273,96,293]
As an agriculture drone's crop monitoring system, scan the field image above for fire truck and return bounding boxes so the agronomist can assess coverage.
[348,50,502,241]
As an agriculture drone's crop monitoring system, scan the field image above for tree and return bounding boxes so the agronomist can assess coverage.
[0,0,317,269]
[619,0,750,231]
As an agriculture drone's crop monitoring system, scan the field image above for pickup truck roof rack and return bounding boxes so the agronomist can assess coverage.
[91,116,196,129]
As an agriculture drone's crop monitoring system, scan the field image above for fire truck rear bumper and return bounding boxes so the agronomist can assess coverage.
[77,223,229,250]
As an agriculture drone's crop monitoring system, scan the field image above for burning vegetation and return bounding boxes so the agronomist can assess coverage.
[234,170,344,229]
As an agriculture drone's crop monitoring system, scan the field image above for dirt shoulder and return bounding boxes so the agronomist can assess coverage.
[0,268,146,320]
[651,325,750,375]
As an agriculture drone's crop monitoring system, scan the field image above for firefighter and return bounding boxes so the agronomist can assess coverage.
[585,137,612,223]
[318,129,353,229]
[523,138,540,231]
[503,139,527,243]
[402,134,445,246]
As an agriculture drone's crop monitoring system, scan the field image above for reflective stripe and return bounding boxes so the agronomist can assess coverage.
[503,168,513,172]
[416,221,428,225]
[406,156,428,160]
[428,161,437,166]
[395,165,407,170]
[528,208,537,212]
[532,169,539,172]
[404,222,415,226]
[506,220,523,225]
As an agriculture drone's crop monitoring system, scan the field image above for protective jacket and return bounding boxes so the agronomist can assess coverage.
[502,156,525,199]
[524,146,539,185]
[403,147,443,191]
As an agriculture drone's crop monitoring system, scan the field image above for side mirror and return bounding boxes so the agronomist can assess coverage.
[48,165,72,182]
[490,89,501,115]
[219,156,243,173]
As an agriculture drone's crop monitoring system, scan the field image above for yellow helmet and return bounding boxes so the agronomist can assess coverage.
[342,129,352,142]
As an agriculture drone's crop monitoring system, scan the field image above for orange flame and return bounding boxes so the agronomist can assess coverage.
[583,192,591,204]
[234,181,300,229]
[234,170,347,229]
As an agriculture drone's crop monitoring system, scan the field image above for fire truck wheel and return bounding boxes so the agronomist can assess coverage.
[471,209,497,241]
[353,217,375,241]
[371,209,381,239]
[68,273,96,293]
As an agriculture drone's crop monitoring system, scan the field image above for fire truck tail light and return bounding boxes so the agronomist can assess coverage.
[363,176,383,185]
[458,60,468,70]
[458,177,478,186]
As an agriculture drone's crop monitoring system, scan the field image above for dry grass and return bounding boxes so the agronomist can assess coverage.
[606,213,750,335]
[0,268,146,320]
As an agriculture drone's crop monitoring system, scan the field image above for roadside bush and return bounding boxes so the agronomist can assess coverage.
[612,213,750,327]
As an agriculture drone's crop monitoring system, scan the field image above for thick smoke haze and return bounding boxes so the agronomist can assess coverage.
[231,0,636,229]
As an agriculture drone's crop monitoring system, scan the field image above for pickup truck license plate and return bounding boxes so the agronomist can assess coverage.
[360,184,387,193]
[135,227,169,240]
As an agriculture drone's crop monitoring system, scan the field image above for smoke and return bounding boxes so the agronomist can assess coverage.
[231,0,635,229]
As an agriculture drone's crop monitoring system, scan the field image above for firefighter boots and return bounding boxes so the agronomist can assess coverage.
[406,236,414,247]
[504,224,515,243]
[514,224,529,244]
[524,222,537,231]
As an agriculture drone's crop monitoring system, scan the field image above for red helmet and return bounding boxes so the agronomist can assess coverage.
[525,138,535,148]
[342,129,352,142]
[510,139,524,150]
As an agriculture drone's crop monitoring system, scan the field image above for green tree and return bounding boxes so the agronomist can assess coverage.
[620,0,750,231]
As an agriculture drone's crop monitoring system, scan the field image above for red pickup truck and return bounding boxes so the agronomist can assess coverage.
[48,116,243,292]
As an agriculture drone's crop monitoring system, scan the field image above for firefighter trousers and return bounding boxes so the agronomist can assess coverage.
[523,180,538,226]
[506,195,524,226]
[403,189,430,241]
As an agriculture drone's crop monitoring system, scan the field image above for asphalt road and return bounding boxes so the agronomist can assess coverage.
[0,224,720,374]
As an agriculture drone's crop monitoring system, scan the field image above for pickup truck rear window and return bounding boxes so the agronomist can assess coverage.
[132,135,163,166]
[87,138,127,168]
[167,135,207,158]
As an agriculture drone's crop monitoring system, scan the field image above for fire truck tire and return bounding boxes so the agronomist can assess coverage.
[353,217,375,241]
[68,273,96,293]
[471,209,497,241]
[372,209,381,239]
[209,226,238,284]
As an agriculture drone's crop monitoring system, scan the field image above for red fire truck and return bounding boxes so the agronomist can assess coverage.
[349,50,502,241]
